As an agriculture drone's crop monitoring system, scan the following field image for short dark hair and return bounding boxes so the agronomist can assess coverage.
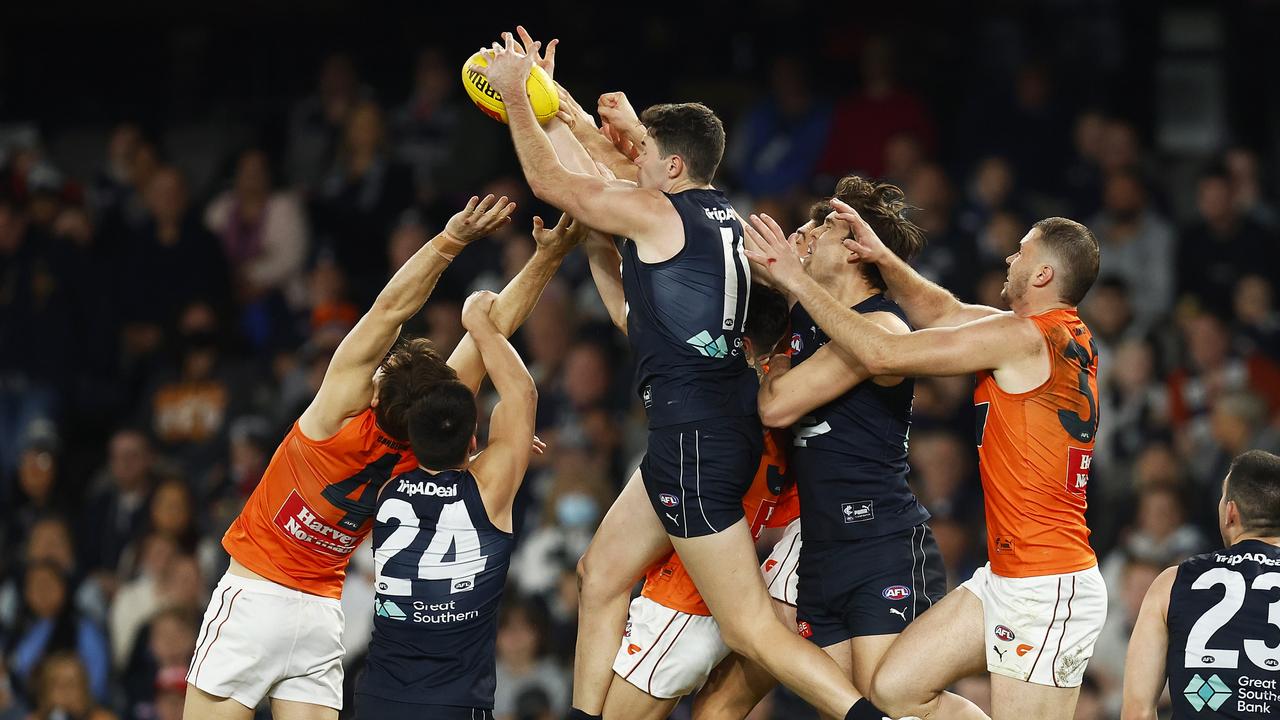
[639,103,726,184]
[374,337,458,440]
[1226,449,1280,535]
[830,175,927,292]
[406,380,477,469]
[1032,217,1099,306]
[743,284,790,356]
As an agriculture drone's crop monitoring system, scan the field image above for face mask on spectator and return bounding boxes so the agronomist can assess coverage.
[556,493,599,529]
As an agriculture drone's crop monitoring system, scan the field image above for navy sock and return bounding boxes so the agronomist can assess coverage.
[566,710,602,720]
[845,698,892,720]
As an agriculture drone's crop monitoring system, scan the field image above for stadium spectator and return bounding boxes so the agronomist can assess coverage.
[79,428,159,580]
[1090,169,1176,333]
[205,147,310,347]
[726,54,832,200]
[26,652,115,720]
[6,562,110,701]
[1178,166,1278,314]
[493,598,568,720]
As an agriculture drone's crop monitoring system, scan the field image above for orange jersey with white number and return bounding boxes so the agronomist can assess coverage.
[222,409,419,598]
[641,429,798,616]
[974,308,1098,578]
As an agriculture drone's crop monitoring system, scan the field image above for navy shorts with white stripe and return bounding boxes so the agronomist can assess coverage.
[640,415,763,538]
[795,522,946,647]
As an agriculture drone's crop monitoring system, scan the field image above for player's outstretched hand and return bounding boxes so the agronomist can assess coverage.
[461,290,499,333]
[743,213,806,290]
[555,82,596,131]
[445,194,516,244]
[532,213,586,256]
[514,25,557,81]
[469,32,533,94]
[831,198,889,265]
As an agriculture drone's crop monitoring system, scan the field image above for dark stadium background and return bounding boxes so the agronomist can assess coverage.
[2,1,1279,718]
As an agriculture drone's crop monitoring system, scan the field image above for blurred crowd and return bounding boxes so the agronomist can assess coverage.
[2,8,1279,720]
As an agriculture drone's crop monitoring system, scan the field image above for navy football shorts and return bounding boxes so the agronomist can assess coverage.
[356,695,492,720]
[795,522,946,647]
[640,415,763,538]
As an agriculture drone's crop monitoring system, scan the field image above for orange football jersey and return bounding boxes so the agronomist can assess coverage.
[641,429,798,616]
[974,308,1098,578]
[222,409,419,598]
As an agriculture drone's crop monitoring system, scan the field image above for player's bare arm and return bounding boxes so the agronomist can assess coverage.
[757,312,907,428]
[555,82,640,183]
[832,198,1003,329]
[744,212,1045,382]
[449,212,586,392]
[470,34,677,250]
[1120,566,1176,720]
[298,194,515,440]
[460,292,538,533]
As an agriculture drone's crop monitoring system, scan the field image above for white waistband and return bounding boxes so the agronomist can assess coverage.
[215,572,343,607]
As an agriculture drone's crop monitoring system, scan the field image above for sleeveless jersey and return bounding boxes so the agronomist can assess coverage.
[973,308,1098,578]
[641,429,798,615]
[788,296,928,543]
[1167,540,1280,719]
[222,409,418,598]
[360,467,514,709]
[620,188,758,428]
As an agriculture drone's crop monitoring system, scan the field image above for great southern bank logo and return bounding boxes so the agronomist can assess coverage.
[687,331,730,359]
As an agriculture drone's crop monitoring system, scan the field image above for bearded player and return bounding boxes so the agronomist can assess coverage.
[185,196,583,719]
[473,29,885,720]
[1121,450,1280,720]
[746,202,1105,720]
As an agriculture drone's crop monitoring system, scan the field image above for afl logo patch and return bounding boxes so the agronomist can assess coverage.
[658,493,679,508]
[881,585,911,601]
[994,625,1016,642]
[790,332,803,353]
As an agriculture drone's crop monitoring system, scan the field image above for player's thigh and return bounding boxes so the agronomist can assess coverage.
[183,685,256,720]
[602,673,680,720]
[871,585,987,707]
[990,674,1080,720]
[579,467,672,597]
[269,697,340,720]
[849,634,896,697]
[692,599,793,720]
[670,520,776,647]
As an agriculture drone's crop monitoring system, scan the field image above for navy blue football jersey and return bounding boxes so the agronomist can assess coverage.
[620,189,758,428]
[788,295,929,542]
[358,467,514,709]
[1167,540,1280,719]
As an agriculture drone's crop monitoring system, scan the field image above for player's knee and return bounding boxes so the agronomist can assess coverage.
[716,619,765,662]
[576,550,627,603]
[869,665,927,717]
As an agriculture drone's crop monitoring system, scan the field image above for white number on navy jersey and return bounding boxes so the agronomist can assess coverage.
[374,499,488,597]
[1243,572,1280,669]
[1184,567,1280,669]
[792,416,832,448]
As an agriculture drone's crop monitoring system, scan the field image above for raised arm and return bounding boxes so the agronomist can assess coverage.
[832,198,1003,329]
[470,34,672,243]
[744,212,1043,380]
[298,195,514,439]
[1121,566,1176,720]
[449,213,586,392]
[758,310,907,428]
[461,292,537,533]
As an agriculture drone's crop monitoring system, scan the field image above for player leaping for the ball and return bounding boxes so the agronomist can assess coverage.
[185,195,583,720]
[472,30,893,720]
[744,203,1107,720]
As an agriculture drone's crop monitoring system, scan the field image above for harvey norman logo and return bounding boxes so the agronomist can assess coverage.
[396,478,459,498]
